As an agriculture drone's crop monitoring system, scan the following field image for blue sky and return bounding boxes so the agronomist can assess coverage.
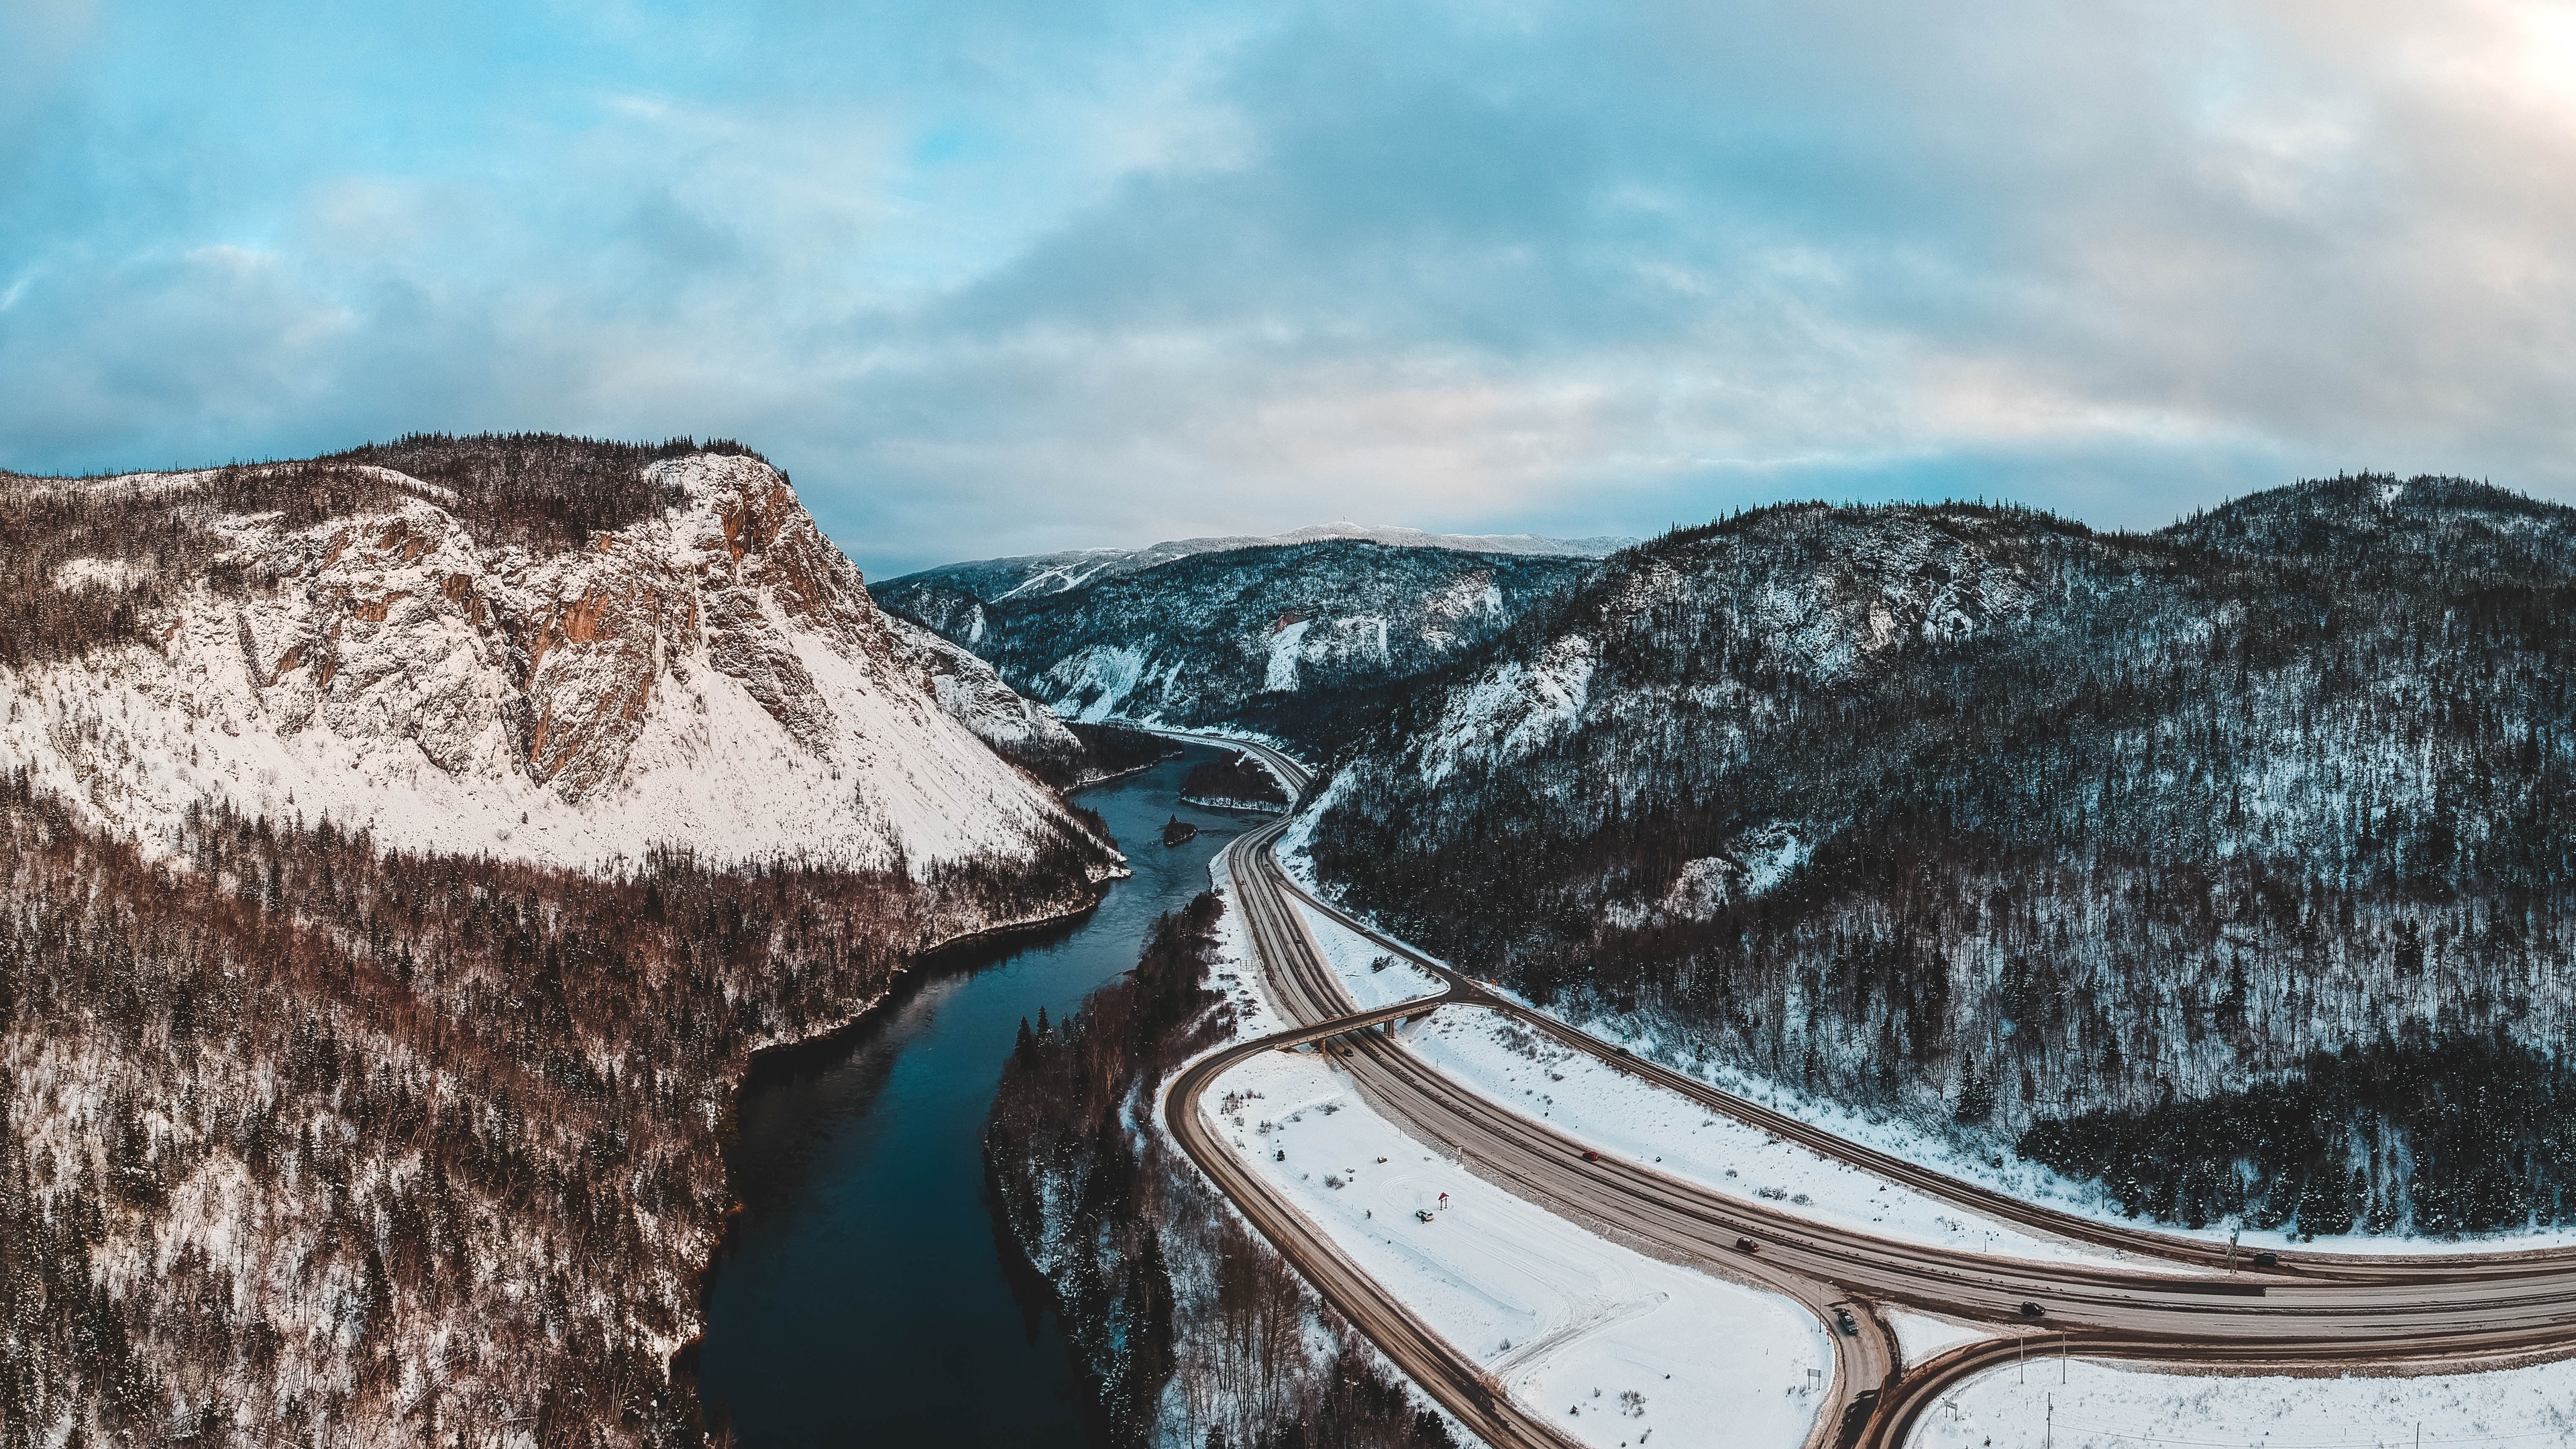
[5,1,2573,576]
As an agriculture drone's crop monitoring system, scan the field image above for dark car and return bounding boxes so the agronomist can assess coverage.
[1733,1237,1759,1254]
[1580,1149,1601,1162]
[2020,1301,2046,1318]
[1833,1307,1860,1336]
[2253,1250,2279,1268]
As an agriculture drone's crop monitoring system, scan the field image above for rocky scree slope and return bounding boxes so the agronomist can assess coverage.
[879,539,1593,750]
[1299,477,2576,1234]
[0,438,1097,873]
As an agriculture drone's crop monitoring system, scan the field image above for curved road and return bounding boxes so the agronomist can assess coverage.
[1155,733,2576,1449]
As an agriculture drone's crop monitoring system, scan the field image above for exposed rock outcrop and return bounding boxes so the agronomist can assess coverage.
[3,451,1102,875]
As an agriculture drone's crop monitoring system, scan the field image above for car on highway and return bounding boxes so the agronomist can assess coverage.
[1580,1149,1601,1162]
[2020,1301,2046,1318]
[1733,1237,1758,1254]
[1832,1305,1860,1336]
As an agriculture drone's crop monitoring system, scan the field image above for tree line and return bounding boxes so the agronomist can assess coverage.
[1305,478,2576,1230]
[0,769,1100,1448]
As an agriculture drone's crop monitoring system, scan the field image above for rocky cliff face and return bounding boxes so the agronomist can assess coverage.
[1,449,1095,875]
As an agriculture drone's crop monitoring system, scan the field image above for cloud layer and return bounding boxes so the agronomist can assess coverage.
[5,0,2571,574]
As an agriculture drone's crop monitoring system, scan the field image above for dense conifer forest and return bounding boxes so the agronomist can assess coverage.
[0,771,1102,1447]
[1304,476,2576,1234]
[2019,1028,2576,1236]
[1182,755,1291,810]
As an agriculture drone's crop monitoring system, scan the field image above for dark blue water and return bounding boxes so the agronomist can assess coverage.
[694,743,1242,1446]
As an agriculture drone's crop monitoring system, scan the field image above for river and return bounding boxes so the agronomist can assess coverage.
[693,740,1246,1446]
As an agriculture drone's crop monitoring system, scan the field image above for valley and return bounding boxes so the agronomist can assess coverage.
[9,442,2576,1449]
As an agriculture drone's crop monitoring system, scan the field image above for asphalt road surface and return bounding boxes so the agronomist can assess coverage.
[1155,734,2576,1449]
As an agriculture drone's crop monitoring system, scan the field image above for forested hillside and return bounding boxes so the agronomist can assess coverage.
[879,540,1591,753]
[1299,476,2576,1236]
[0,435,1124,1444]
[984,894,1453,1449]
[0,771,1106,1446]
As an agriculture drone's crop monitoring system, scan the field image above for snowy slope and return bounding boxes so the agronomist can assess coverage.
[1301,480,2576,1239]
[1,451,1096,875]
[880,537,1598,745]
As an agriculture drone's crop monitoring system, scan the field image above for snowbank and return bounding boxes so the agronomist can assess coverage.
[1411,1008,2208,1276]
[1911,1352,2576,1448]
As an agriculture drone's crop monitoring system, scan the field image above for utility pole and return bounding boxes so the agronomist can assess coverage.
[2045,1393,2053,1449]
[2060,1332,2067,1383]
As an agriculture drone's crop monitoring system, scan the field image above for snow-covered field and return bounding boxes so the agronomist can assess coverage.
[1214,1046,1831,1449]
[1294,878,2576,1263]
[1295,900,1446,1009]
[1886,1309,1995,1368]
[1909,1353,2576,1448]
[1585,1025,2576,1260]
[1407,1006,2209,1276]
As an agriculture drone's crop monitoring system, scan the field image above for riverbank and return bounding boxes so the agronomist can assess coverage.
[689,742,1260,1446]
[983,889,1458,1449]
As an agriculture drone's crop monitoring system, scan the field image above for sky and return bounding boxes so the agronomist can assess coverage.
[4,1,2573,578]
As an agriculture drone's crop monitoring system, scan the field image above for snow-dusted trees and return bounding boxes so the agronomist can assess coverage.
[984,896,1454,1449]
[1308,477,2576,1232]
[0,433,765,667]
[0,769,1098,1448]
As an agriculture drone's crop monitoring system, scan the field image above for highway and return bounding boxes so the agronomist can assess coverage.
[1155,733,2576,1449]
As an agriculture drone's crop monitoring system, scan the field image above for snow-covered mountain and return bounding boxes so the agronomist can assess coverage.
[0,435,1125,1449]
[2,441,1096,874]
[878,537,1599,748]
[1297,476,2576,1226]
[896,520,1631,605]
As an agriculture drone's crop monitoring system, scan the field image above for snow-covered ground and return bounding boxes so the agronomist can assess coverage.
[1407,1006,2209,1277]
[1214,1046,1831,1449]
[1295,900,1446,1010]
[1909,1353,2576,1448]
[1885,1309,1995,1368]
[1288,873,2576,1262]
[1582,1020,2576,1260]
[1207,848,1290,1039]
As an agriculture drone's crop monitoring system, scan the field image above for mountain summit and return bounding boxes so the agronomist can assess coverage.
[2,437,1095,873]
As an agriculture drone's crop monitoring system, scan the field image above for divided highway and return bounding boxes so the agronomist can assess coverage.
[1157,733,2576,1448]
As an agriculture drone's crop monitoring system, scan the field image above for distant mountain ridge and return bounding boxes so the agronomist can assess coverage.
[892,520,1633,604]
[879,536,1599,751]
